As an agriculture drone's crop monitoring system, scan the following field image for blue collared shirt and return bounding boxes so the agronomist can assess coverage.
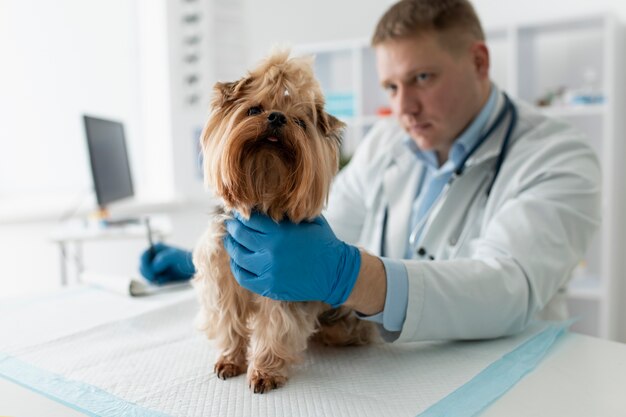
[361,85,498,332]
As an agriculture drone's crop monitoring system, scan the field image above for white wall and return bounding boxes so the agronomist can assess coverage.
[244,0,626,63]
[474,0,626,28]
[243,0,395,64]
[0,0,143,203]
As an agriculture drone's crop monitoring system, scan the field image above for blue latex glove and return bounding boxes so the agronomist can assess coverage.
[223,212,361,307]
[139,242,195,285]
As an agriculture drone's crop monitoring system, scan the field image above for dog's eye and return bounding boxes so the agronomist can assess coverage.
[247,106,263,116]
[295,118,306,129]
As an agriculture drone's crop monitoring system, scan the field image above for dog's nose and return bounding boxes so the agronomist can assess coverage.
[267,112,287,127]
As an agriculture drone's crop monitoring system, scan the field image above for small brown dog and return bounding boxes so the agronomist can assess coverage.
[192,50,377,393]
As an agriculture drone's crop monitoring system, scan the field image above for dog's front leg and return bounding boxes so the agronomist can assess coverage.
[210,247,255,380]
[246,299,322,393]
[214,330,249,380]
[194,226,253,380]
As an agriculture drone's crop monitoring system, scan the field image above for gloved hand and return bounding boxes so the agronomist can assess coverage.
[223,211,361,307]
[139,242,195,285]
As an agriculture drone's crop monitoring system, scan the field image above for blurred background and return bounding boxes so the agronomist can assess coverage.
[1,0,625,341]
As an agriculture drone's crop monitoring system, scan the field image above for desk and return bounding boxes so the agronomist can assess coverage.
[1,332,625,416]
[49,217,171,285]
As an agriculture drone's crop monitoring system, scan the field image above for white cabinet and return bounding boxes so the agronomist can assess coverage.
[295,14,626,341]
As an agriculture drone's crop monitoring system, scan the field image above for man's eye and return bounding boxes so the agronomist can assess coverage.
[416,73,432,83]
[247,106,263,116]
[295,118,306,129]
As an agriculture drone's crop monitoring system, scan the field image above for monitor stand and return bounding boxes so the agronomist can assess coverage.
[92,207,141,227]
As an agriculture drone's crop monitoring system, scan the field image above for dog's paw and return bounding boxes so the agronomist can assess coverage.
[248,369,287,394]
[214,360,245,380]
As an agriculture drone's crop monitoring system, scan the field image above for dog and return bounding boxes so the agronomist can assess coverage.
[192,50,378,394]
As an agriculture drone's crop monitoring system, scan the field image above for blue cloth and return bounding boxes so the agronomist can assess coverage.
[362,86,499,332]
[417,320,572,416]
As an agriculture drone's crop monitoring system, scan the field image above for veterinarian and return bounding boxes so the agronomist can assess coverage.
[140,0,601,342]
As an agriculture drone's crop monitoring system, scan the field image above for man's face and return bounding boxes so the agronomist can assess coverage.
[375,32,489,160]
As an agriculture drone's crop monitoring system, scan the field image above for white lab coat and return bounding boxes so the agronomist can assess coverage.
[325,92,601,342]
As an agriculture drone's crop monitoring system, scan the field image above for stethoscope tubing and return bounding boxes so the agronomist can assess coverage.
[380,94,517,257]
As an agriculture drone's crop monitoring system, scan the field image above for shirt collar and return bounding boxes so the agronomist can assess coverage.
[405,83,499,172]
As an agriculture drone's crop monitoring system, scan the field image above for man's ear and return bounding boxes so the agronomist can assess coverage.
[210,77,250,110]
[471,41,490,79]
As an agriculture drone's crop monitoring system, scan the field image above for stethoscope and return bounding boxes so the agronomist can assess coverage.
[380,93,518,258]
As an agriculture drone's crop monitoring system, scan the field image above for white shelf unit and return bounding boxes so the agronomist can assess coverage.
[294,40,392,158]
[497,15,626,342]
[295,14,626,341]
[137,0,247,202]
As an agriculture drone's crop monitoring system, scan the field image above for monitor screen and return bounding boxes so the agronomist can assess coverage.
[83,115,134,208]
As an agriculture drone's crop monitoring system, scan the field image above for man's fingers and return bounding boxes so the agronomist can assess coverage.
[223,234,267,276]
[151,250,174,274]
[140,248,153,266]
[229,259,274,298]
[229,258,259,286]
[225,219,263,252]
[139,262,156,281]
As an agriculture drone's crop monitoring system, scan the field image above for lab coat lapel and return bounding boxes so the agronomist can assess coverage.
[382,142,423,258]
[464,91,509,170]
[417,92,517,257]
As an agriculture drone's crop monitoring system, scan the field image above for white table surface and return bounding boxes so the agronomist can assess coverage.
[481,332,626,417]
[1,332,625,417]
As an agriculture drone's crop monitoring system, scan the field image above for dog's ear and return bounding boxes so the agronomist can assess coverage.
[317,109,346,146]
[211,77,250,110]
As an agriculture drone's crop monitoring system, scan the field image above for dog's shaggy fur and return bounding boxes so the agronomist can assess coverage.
[192,50,378,393]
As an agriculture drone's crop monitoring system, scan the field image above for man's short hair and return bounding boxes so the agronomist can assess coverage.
[371,0,485,53]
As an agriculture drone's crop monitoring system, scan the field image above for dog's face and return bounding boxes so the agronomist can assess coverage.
[201,51,345,222]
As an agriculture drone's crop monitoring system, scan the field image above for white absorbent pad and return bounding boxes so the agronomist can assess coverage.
[0,287,568,417]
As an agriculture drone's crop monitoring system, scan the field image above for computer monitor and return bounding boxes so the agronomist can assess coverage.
[83,115,134,211]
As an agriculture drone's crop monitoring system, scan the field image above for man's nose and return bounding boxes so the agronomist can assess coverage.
[394,87,420,116]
